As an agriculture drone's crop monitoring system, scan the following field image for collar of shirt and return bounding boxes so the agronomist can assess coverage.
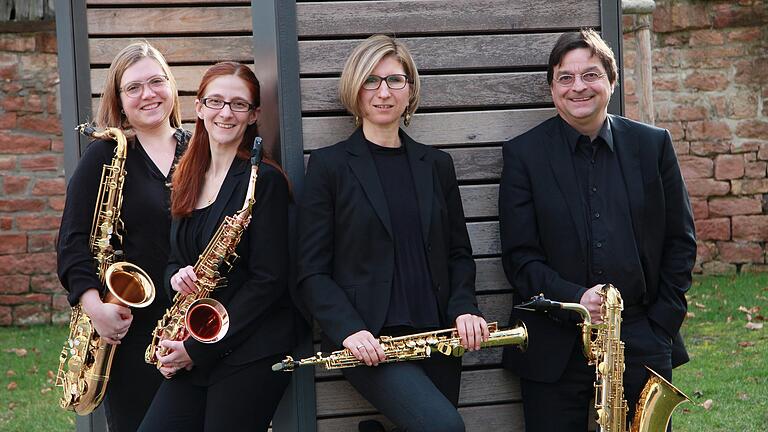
[560,116,615,154]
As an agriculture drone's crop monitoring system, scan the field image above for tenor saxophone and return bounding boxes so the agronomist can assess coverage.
[145,137,263,368]
[519,285,690,432]
[272,321,527,372]
[55,124,156,415]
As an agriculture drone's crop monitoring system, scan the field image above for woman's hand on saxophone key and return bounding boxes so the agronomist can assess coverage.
[343,330,387,366]
[156,339,194,378]
[80,288,132,345]
[455,314,490,351]
[171,265,198,295]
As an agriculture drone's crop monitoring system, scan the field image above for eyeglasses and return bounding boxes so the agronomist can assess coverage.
[554,72,606,87]
[119,75,169,98]
[361,74,411,90]
[200,98,255,112]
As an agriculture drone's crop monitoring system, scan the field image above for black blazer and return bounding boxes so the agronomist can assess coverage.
[499,115,696,382]
[297,128,481,348]
[166,158,296,375]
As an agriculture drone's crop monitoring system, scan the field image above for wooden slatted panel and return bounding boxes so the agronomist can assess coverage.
[297,0,602,429]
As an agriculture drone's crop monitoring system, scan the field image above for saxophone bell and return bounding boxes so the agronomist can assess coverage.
[185,298,229,343]
[103,262,155,308]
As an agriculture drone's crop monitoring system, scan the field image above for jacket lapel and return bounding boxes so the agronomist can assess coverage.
[404,132,433,246]
[546,119,587,256]
[203,157,248,243]
[346,129,393,238]
[610,115,644,249]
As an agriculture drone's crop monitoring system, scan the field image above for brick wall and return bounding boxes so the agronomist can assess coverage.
[0,27,67,325]
[623,0,768,274]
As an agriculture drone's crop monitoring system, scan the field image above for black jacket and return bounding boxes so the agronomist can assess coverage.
[499,115,696,382]
[297,128,481,348]
[166,158,296,374]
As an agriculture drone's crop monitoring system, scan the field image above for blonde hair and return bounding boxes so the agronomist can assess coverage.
[96,41,181,131]
[339,34,420,121]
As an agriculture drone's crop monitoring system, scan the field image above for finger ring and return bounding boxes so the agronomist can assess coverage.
[356,345,365,350]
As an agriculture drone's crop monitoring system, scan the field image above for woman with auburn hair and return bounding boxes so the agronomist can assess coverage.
[138,61,296,432]
[57,41,189,432]
[297,34,489,432]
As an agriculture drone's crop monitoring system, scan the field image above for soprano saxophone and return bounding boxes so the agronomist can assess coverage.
[145,137,263,367]
[56,124,156,415]
[519,285,690,432]
[272,321,527,372]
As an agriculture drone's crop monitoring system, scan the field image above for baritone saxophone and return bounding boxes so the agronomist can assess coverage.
[55,124,156,415]
[519,285,690,432]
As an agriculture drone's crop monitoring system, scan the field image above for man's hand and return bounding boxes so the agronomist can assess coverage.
[579,284,605,324]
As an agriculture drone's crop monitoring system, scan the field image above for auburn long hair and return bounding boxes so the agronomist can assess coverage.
[171,62,276,218]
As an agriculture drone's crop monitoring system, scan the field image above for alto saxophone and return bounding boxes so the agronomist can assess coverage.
[56,124,156,415]
[145,137,263,368]
[272,321,527,372]
[519,285,690,432]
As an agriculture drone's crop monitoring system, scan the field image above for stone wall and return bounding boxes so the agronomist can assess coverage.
[623,0,768,274]
[0,2,766,324]
[0,26,67,325]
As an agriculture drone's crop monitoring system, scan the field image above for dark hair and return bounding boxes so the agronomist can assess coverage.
[547,28,618,86]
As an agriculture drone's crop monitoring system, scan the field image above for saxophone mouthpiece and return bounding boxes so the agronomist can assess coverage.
[75,123,97,137]
[251,137,263,166]
[272,356,297,372]
[516,294,563,312]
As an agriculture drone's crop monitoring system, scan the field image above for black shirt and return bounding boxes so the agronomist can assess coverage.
[367,140,440,330]
[562,118,645,308]
[57,129,189,337]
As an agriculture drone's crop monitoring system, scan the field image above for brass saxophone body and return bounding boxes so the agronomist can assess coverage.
[520,285,690,432]
[272,321,527,372]
[56,124,156,415]
[145,137,263,367]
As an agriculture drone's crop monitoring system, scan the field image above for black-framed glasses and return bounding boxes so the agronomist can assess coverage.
[554,71,606,87]
[119,75,169,98]
[362,74,411,90]
[200,98,255,112]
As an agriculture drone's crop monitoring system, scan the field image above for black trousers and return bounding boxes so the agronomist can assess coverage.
[520,318,674,431]
[137,353,290,432]
[343,352,465,432]
[103,338,164,432]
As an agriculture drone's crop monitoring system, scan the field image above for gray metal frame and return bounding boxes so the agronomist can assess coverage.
[251,1,317,431]
[601,0,625,116]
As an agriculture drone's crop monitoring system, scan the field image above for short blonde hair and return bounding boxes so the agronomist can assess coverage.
[96,41,181,131]
[339,35,420,121]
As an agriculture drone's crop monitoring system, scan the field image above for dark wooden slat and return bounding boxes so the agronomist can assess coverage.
[300,72,550,112]
[87,7,252,35]
[315,369,521,417]
[301,108,555,149]
[89,36,254,65]
[299,33,562,74]
[461,184,499,219]
[296,0,599,37]
[91,64,256,95]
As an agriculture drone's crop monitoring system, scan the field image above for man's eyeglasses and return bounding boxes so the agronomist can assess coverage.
[119,75,169,98]
[200,98,255,112]
[554,72,606,87]
[362,74,411,90]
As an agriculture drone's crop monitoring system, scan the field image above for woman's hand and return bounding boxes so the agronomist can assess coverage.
[156,339,194,379]
[80,288,132,345]
[343,330,387,366]
[455,314,490,351]
[170,266,197,295]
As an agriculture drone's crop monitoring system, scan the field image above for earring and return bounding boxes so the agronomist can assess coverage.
[403,111,412,127]
[120,109,125,115]
[354,116,361,127]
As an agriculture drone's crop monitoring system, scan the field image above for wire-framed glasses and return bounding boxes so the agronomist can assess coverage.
[200,98,255,112]
[119,75,169,98]
[554,72,606,87]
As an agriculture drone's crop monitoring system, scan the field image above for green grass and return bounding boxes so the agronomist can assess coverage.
[0,274,766,431]
[673,274,768,432]
[0,324,74,432]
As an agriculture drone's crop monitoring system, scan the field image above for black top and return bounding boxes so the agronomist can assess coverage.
[562,118,644,308]
[367,140,440,330]
[57,129,190,339]
[166,158,296,377]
